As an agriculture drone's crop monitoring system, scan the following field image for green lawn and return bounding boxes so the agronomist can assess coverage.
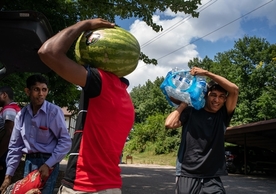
[123,151,177,167]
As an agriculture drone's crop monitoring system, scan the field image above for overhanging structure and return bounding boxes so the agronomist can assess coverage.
[225,118,276,152]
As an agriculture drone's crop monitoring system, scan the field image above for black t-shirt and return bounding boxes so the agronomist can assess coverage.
[177,106,233,178]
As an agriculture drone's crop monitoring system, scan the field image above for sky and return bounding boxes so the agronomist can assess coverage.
[115,0,276,92]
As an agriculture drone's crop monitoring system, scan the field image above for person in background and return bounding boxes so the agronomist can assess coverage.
[165,67,239,194]
[0,86,21,186]
[0,74,72,194]
[38,18,134,194]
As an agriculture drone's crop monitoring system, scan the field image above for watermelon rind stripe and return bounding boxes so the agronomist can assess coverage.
[75,27,140,77]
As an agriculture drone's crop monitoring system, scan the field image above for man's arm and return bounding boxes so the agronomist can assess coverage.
[38,18,115,87]
[165,102,188,129]
[39,106,71,180]
[190,67,239,114]
[44,108,71,168]
[0,175,12,194]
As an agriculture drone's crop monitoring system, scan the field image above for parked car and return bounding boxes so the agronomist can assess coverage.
[225,145,276,175]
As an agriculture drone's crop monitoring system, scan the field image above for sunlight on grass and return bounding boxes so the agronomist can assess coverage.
[123,151,177,167]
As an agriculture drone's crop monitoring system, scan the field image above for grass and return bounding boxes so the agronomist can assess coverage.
[123,151,177,167]
[64,151,177,167]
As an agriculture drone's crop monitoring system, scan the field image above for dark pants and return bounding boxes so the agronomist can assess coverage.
[0,152,7,185]
[176,176,226,194]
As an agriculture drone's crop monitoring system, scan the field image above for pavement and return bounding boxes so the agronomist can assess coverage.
[58,159,68,171]
[53,160,67,194]
[53,160,175,194]
[54,160,276,194]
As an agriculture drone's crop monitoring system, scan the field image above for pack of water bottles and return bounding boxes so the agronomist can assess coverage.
[160,67,207,110]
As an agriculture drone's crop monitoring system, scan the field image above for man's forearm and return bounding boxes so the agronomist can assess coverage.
[165,102,187,129]
[204,71,238,94]
[177,102,188,112]
[42,20,90,55]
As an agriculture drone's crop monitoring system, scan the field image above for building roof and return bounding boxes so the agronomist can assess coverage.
[225,118,276,151]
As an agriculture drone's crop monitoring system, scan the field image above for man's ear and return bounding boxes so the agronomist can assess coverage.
[224,96,227,103]
[24,88,30,96]
[2,92,7,98]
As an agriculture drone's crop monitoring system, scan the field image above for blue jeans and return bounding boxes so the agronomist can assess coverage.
[24,156,59,194]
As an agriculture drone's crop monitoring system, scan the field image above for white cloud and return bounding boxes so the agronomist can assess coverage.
[125,0,276,92]
[126,62,170,93]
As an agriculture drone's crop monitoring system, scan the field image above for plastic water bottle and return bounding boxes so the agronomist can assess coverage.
[160,67,209,109]
[189,76,207,109]
[165,86,192,107]
[197,76,207,93]
[172,71,193,91]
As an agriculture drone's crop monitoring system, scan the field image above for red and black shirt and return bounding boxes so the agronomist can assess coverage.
[62,66,134,192]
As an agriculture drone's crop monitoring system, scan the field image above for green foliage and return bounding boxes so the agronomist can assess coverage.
[253,86,276,120]
[130,77,174,123]
[125,114,181,155]
[154,134,181,154]
[0,71,81,113]
[2,1,275,156]
[140,52,158,65]
[189,36,276,125]
[129,35,276,155]
[122,151,177,166]
[0,0,201,110]
[224,36,276,124]
[1,0,201,64]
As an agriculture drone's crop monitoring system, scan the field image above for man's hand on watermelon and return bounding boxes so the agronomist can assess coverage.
[87,18,115,31]
[38,18,115,88]
[0,175,11,194]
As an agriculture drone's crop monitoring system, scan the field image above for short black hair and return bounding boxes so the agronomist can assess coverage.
[0,86,14,100]
[26,74,48,89]
[207,80,228,95]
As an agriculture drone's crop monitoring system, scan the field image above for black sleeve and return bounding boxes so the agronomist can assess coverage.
[83,65,102,98]
[180,106,193,125]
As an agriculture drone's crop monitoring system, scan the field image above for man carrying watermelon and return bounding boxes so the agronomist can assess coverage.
[165,67,239,194]
[38,18,137,194]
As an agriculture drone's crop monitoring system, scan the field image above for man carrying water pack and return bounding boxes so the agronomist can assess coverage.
[165,67,239,194]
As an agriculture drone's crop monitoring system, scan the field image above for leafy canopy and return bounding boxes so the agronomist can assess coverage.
[0,0,202,111]
[126,35,276,154]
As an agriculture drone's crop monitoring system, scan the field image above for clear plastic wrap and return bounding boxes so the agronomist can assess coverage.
[160,67,207,110]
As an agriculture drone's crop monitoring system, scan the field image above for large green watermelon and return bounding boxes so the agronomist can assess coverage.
[75,27,140,77]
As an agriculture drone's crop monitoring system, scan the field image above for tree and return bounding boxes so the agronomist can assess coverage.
[189,36,276,125]
[127,76,182,154]
[125,113,181,154]
[127,35,276,155]
[130,77,174,123]
[225,36,276,124]
[0,72,81,114]
[0,0,202,110]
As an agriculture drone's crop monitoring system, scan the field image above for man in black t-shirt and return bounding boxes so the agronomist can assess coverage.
[165,67,239,194]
